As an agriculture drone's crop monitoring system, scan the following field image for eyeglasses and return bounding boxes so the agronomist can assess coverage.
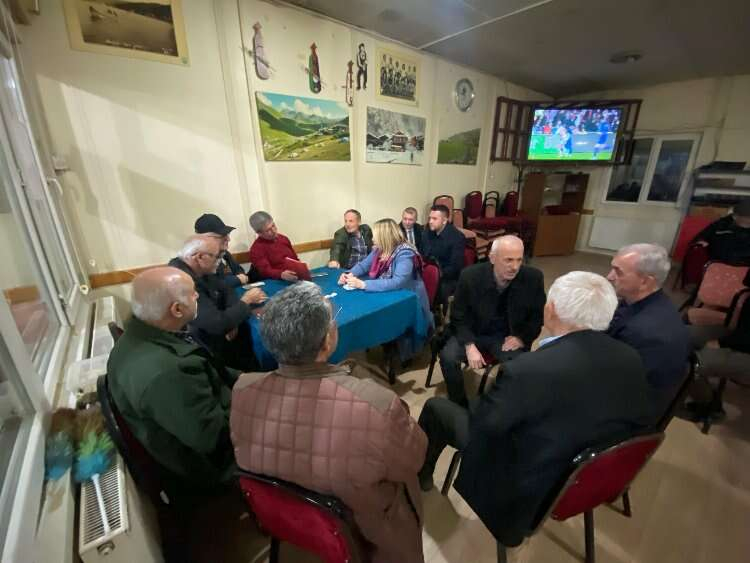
[200,251,222,260]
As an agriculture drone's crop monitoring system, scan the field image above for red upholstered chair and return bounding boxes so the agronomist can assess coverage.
[671,216,713,288]
[672,216,712,262]
[454,208,489,260]
[501,191,519,216]
[685,262,749,326]
[464,190,483,220]
[238,471,356,563]
[422,261,441,308]
[433,194,455,214]
[425,341,500,392]
[496,432,665,563]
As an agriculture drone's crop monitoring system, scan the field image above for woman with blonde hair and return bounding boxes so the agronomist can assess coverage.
[339,218,433,355]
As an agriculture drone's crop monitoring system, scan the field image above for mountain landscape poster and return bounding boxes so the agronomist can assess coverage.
[366,107,426,165]
[255,92,351,161]
[437,127,481,165]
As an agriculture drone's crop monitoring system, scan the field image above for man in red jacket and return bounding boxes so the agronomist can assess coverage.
[248,211,299,280]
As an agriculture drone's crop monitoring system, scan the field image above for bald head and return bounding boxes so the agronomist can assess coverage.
[178,234,221,276]
[489,235,524,284]
[131,267,198,330]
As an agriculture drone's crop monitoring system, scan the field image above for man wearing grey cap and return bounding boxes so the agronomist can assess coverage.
[692,200,750,264]
[194,213,261,288]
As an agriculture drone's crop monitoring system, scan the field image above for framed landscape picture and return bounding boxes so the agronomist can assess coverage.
[63,0,189,65]
[366,106,425,166]
[437,127,481,165]
[376,47,419,106]
[255,92,351,161]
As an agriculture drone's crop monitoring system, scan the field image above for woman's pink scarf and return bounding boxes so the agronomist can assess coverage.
[368,244,423,279]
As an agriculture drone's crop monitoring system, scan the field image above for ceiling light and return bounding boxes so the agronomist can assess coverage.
[610,51,643,64]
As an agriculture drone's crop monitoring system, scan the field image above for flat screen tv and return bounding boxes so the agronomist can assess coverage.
[527,107,623,162]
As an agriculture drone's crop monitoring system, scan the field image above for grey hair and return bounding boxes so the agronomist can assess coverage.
[547,271,618,331]
[617,243,671,286]
[177,236,208,260]
[260,282,332,364]
[249,211,273,233]
[491,234,524,254]
[132,274,193,322]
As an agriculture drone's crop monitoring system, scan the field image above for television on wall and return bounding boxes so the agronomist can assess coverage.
[526,106,623,162]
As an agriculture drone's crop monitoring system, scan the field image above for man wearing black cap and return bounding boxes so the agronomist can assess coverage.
[692,200,750,264]
[195,213,261,288]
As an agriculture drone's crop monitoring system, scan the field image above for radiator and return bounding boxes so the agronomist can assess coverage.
[79,455,163,563]
[589,216,679,252]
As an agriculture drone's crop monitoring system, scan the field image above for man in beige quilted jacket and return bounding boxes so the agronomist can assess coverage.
[230,282,427,563]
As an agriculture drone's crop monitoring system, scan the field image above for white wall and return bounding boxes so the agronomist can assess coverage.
[573,75,750,253]
[17,0,546,276]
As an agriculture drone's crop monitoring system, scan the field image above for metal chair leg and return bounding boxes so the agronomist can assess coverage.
[622,489,632,517]
[441,451,462,495]
[425,347,439,388]
[584,510,595,563]
[497,542,508,563]
[702,377,728,434]
[477,364,494,395]
[269,537,280,563]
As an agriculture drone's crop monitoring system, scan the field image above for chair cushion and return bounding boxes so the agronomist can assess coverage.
[687,307,727,326]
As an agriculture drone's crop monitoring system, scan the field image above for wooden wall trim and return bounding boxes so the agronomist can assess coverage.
[88,239,333,289]
[4,285,41,305]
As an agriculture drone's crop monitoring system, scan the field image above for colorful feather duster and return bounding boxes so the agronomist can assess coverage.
[74,406,116,535]
[44,408,77,481]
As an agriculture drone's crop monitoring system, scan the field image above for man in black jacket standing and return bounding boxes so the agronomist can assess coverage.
[194,213,261,288]
[422,204,465,307]
[169,234,266,371]
[690,199,750,264]
[418,271,655,551]
[440,235,545,407]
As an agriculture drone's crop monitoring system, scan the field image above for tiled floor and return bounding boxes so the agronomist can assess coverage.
[228,252,750,563]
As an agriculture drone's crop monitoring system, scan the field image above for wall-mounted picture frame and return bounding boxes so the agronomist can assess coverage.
[256,92,351,161]
[376,47,419,106]
[63,0,189,65]
[366,106,425,165]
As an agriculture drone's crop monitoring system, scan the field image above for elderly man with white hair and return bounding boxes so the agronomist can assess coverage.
[169,234,266,371]
[439,235,546,407]
[108,267,237,490]
[418,271,656,555]
[606,243,690,408]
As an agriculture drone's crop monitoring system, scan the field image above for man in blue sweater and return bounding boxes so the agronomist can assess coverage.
[606,243,691,412]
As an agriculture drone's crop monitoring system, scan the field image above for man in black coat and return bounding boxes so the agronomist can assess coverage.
[418,271,656,549]
[440,235,545,406]
[691,199,750,264]
[194,213,262,288]
[169,234,266,371]
[399,206,425,255]
[606,243,690,410]
[422,204,465,306]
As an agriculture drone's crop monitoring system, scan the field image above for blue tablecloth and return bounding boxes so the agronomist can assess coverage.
[243,267,427,370]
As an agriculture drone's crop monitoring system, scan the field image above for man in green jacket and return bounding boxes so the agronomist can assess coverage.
[107,266,237,491]
[328,209,373,269]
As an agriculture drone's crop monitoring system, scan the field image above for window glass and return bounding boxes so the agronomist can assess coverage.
[646,139,694,202]
[606,138,653,202]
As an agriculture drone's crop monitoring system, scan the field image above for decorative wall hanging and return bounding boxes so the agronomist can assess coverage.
[356,43,368,90]
[343,61,354,107]
[308,43,322,93]
[251,22,270,79]
[62,0,189,65]
[454,78,475,112]
[437,127,481,165]
[255,92,350,161]
[366,106,425,165]
[376,47,419,106]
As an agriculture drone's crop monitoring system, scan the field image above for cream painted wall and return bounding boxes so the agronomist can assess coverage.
[573,75,750,253]
[17,0,547,275]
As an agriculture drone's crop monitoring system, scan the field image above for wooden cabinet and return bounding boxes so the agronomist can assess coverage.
[520,172,589,257]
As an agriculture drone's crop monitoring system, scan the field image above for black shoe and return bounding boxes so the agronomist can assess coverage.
[418,469,434,492]
[683,401,726,422]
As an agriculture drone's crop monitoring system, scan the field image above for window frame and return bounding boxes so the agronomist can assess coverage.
[602,132,701,207]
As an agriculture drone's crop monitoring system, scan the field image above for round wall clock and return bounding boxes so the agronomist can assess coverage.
[454,78,475,112]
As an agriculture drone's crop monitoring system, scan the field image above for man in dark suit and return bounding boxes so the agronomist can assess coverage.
[399,206,425,255]
[422,204,465,307]
[606,243,691,410]
[691,199,750,264]
[169,235,266,371]
[418,271,656,551]
[440,235,545,406]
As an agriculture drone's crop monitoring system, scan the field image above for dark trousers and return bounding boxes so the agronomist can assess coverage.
[690,325,750,402]
[436,278,458,310]
[418,397,471,478]
[440,334,523,407]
